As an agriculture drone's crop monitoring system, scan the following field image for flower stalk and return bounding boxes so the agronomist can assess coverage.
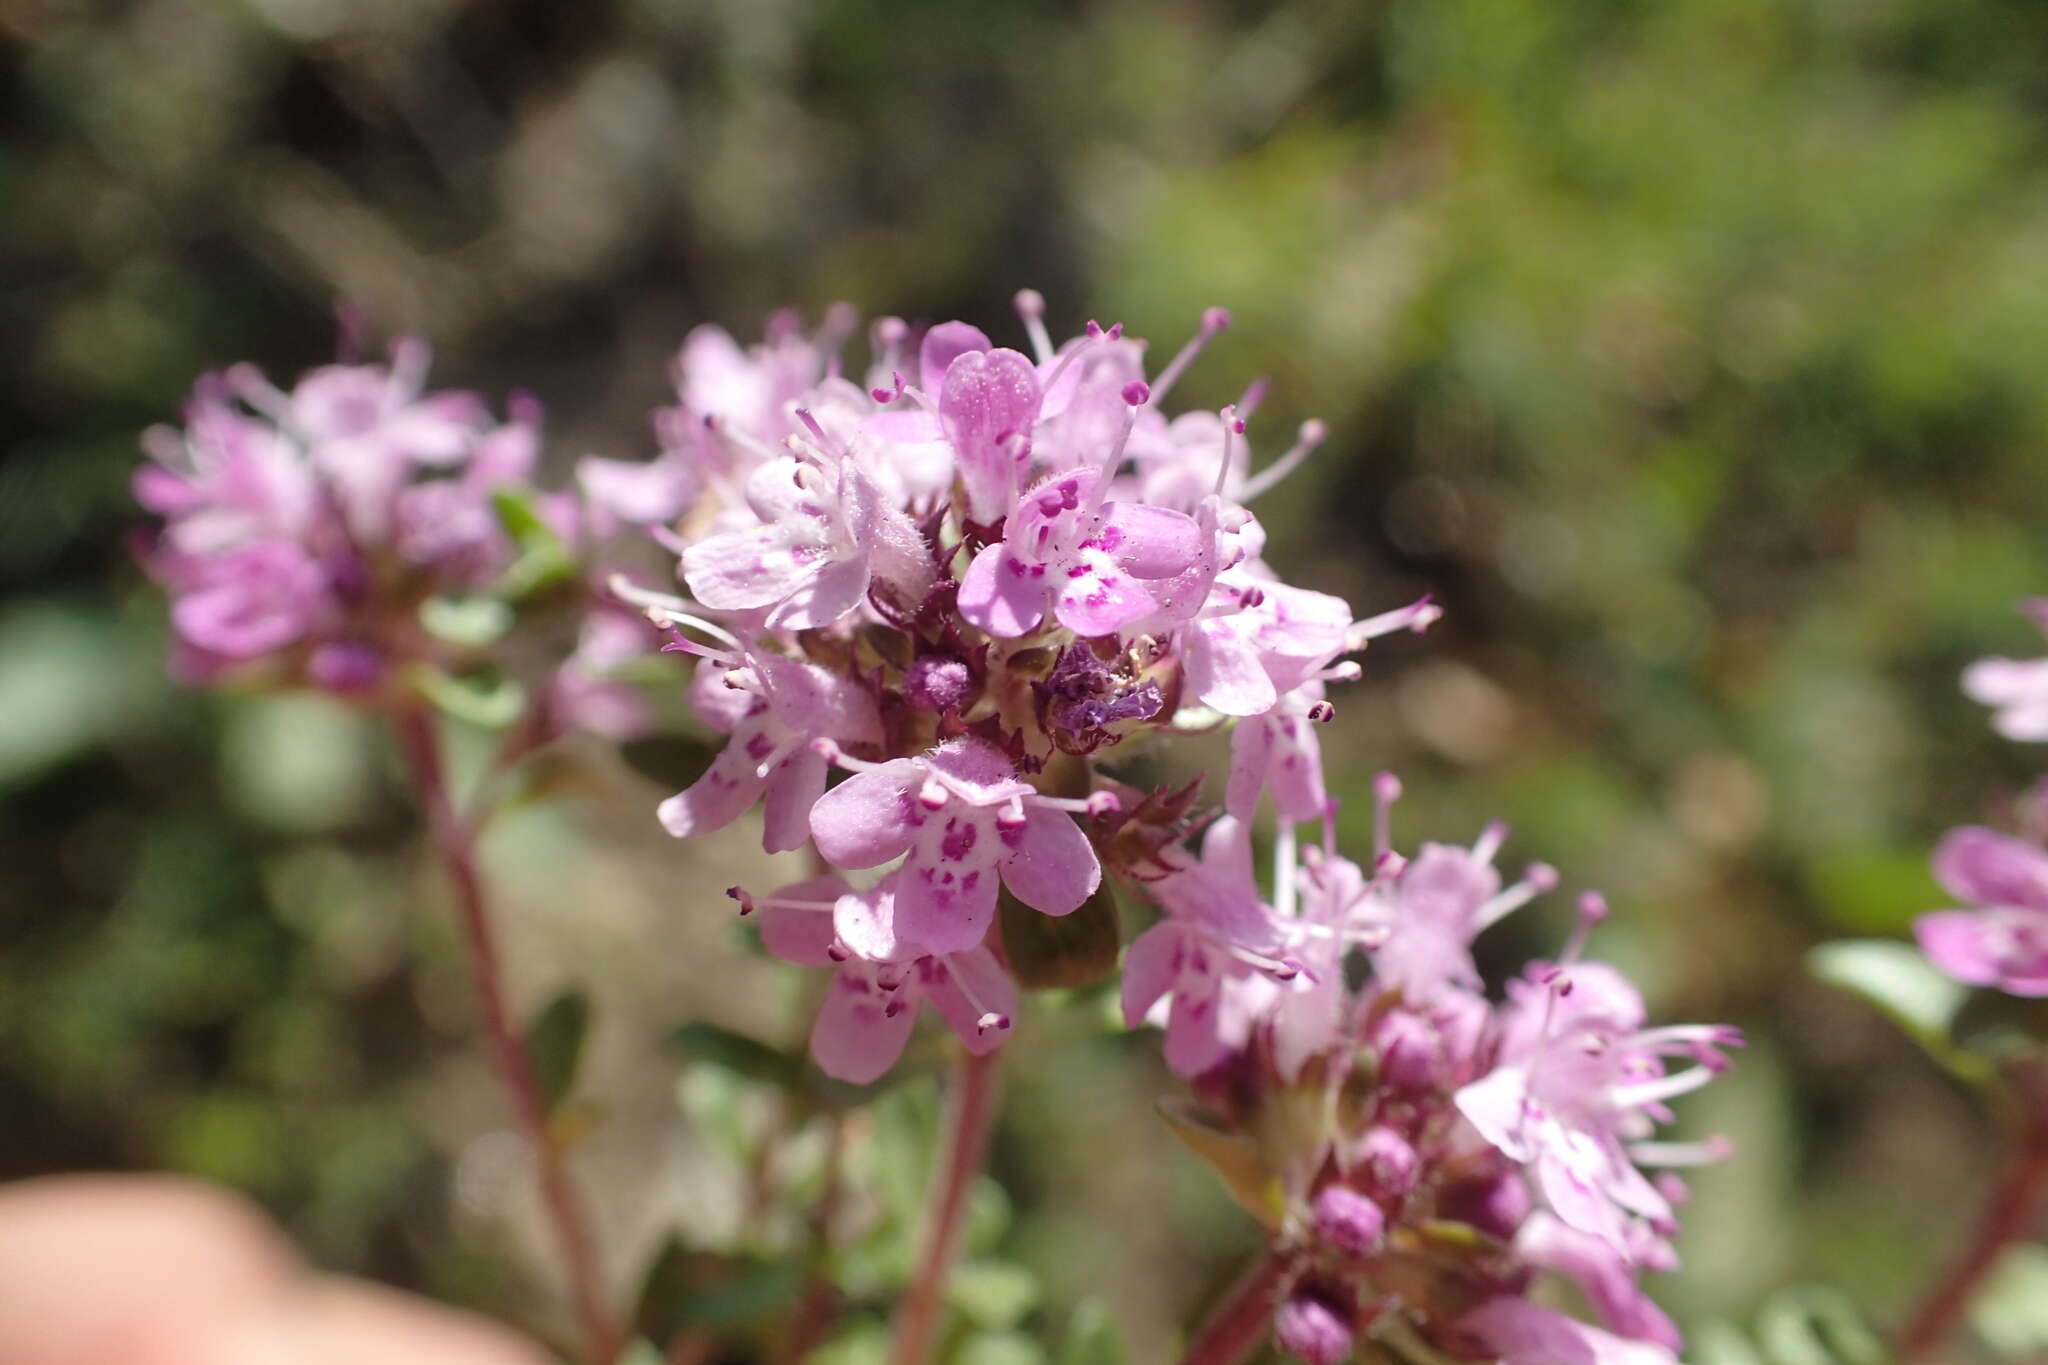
[890,1045,1005,1365]
[1179,1252,1294,1365]
[1899,1092,2048,1360]
[395,705,621,1365]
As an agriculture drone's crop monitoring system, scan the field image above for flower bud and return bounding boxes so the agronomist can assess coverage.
[1275,1290,1353,1365]
[1311,1185,1385,1257]
[903,655,973,713]
[1352,1125,1419,1201]
[1438,1168,1532,1241]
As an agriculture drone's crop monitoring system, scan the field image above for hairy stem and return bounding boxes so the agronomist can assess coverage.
[1179,1251,1291,1365]
[890,1046,1004,1365]
[395,707,620,1365]
[1899,1101,2048,1360]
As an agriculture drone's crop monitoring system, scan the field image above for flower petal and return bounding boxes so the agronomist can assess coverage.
[1097,502,1202,579]
[1121,921,1184,1028]
[891,846,1001,957]
[958,543,1049,638]
[761,745,828,854]
[1053,548,1158,638]
[997,806,1101,916]
[1917,908,2048,995]
[808,761,922,867]
[1932,826,2048,912]
[809,972,916,1084]
[657,731,770,839]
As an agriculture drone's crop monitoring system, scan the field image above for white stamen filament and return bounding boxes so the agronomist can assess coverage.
[1014,290,1054,365]
[1240,419,1328,504]
[1347,597,1443,650]
[1273,820,1298,920]
[1148,306,1229,404]
[942,956,1013,1034]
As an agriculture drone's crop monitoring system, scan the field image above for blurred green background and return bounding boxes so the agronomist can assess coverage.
[8,0,2048,1358]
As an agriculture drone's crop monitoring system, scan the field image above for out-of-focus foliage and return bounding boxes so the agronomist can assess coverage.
[8,0,2048,1357]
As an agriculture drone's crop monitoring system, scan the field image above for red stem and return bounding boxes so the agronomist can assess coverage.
[1899,1104,2048,1360]
[1179,1251,1291,1365]
[395,707,621,1365]
[890,1046,1004,1365]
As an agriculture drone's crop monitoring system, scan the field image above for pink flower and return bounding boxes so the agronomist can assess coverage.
[1514,1213,1682,1350]
[1461,1297,1679,1365]
[808,738,1102,955]
[933,330,1042,523]
[680,451,934,630]
[165,541,329,659]
[1120,818,1294,1076]
[1914,826,2048,996]
[750,875,1015,1084]
[1962,599,2048,740]
[1225,683,1332,822]
[957,465,1203,639]
[1366,831,1558,1002]
[658,646,883,854]
[1454,960,1738,1256]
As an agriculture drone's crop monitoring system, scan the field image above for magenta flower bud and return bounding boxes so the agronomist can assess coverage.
[307,641,384,694]
[1439,1168,1532,1241]
[1353,1125,1419,1201]
[1311,1185,1384,1257]
[904,655,973,714]
[1274,1291,1353,1365]
[1371,1009,1441,1090]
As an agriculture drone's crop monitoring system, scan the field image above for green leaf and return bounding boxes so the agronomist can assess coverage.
[667,1020,801,1088]
[526,991,590,1116]
[1754,1287,1888,1365]
[999,881,1120,990]
[1156,1096,1282,1230]
[490,487,577,600]
[407,664,527,729]
[616,1341,666,1365]
[630,1238,805,1339]
[1971,1243,2048,1357]
[419,595,514,648]
[949,1260,1040,1329]
[1689,1321,1767,1365]
[956,1331,1048,1365]
[1057,1299,1125,1365]
[1808,940,1993,1084]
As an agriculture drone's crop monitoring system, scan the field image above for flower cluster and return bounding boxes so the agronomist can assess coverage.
[625,294,1437,1082]
[621,298,1735,1360]
[1134,784,1737,1365]
[133,337,653,738]
[1916,600,2048,995]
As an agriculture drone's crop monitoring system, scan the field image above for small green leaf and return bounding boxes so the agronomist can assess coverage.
[631,1239,805,1339]
[1057,1299,1125,1365]
[1809,940,1963,1039]
[999,882,1121,990]
[526,991,590,1116]
[1971,1243,2048,1357]
[1754,1287,1887,1365]
[956,1331,1048,1365]
[490,487,577,600]
[1156,1096,1282,1230]
[407,664,527,729]
[1808,940,1993,1084]
[616,1341,666,1365]
[667,1021,801,1088]
[949,1260,1039,1329]
[419,595,514,648]
[1689,1321,1768,1365]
